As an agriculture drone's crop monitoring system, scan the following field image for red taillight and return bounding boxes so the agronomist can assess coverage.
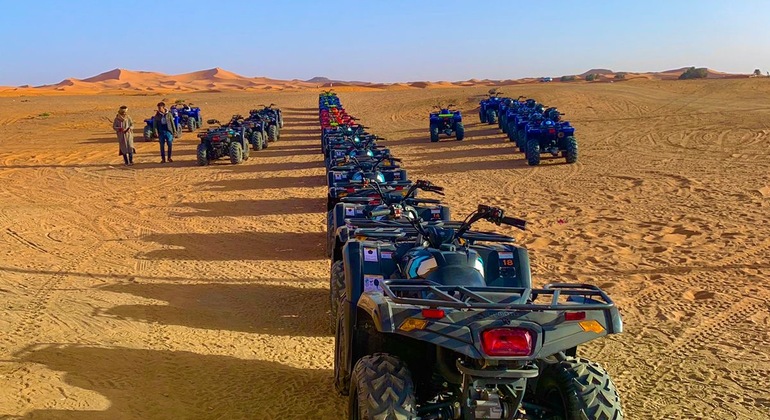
[212,136,220,141]
[395,186,404,190]
[548,128,556,135]
[481,328,534,356]
[346,187,356,193]
[564,311,586,321]
[422,308,445,319]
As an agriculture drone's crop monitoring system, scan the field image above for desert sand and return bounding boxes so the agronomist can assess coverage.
[0,78,768,419]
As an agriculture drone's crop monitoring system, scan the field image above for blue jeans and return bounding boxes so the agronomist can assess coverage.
[158,130,173,159]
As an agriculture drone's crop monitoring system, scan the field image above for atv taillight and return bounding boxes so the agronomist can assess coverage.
[422,308,445,319]
[548,128,556,135]
[565,311,586,321]
[346,187,356,193]
[212,136,220,141]
[481,328,533,357]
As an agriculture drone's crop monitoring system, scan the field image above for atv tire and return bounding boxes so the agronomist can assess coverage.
[196,144,208,166]
[479,109,487,124]
[251,131,264,151]
[501,114,508,133]
[565,136,578,164]
[188,119,196,132]
[262,130,269,148]
[143,126,154,142]
[526,138,541,166]
[268,125,278,142]
[486,108,497,124]
[536,357,623,420]
[329,259,344,333]
[455,122,465,141]
[517,129,527,152]
[429,124,439,143]
[229,142,243,164]
[349,354,417,420]
[507,122,517,142]
[241,140,250,161]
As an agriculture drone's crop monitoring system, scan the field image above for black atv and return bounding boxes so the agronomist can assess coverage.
[196,119,250,166]
[332,204,624,419]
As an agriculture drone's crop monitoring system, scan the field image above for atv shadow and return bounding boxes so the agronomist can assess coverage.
[412,144,517,161]
[10,344,343,419]
[221,160,322,173]
[96,282,330,337]
[140,231,325,261]
[253,148,319,158]
[174,197,325,218]
[202,174,326,191]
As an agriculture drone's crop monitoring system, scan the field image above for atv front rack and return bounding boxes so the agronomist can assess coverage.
[381,280,615,310]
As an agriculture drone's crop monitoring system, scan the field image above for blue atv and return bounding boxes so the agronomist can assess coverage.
[524,112,578,165]
[178,104,202,132]
[479,91,503,124]
[429,104,464,142]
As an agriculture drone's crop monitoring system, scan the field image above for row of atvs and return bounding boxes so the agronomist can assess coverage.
[194,105,283,166]
[319,90,624,419]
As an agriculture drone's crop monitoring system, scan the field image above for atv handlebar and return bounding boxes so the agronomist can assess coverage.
[366,208,392,218]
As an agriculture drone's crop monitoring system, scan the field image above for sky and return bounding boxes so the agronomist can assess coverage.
[0,0,768,86]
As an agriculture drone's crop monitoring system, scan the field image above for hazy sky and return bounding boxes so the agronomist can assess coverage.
[1,0,768,86]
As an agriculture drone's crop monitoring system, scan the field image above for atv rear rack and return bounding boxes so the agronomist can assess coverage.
[381,280,615,310]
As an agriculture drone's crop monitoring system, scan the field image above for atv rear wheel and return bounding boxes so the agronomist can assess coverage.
[188,119,196,132]
[455,122,464,141]
[251,131,263,151]
[268,125,278,142]
[526,138,541,166]
[196,144,208,166]
[536,357,623,420]
[349,354,417,420]
[429,124,439,142]
[329,259,345,333]
[479,109,487,123]
[229,142,243,164]
[565,136,578,164]
[507,122,517,142]
[486,108,497,124]
[143,126,154,142]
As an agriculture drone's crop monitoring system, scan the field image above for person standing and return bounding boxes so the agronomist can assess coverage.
[152,102,176,163]
[113,105,135,166]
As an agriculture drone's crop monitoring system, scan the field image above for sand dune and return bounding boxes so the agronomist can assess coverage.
[1,67,755,97]
[0,80,768,418]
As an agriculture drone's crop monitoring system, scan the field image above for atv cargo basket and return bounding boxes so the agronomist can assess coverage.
[381,280,615,310]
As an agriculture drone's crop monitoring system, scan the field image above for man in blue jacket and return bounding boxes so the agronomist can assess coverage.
[152,102,176,163]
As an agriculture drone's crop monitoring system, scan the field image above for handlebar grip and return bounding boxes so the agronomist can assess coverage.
[366,208,392,218]
[501,216,526,230]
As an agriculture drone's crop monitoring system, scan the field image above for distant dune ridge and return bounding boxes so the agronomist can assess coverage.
[0,67,754,94]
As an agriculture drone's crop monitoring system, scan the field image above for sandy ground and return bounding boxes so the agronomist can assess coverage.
[0,80,769,419]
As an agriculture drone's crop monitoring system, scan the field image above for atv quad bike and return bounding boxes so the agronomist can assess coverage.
[429,105,465,142]
[196,119,250,166]
[479,92,504,124]
[143,117,156,142]
[524,118,578,166]
[333,205,623,419]
[326,156,409,210]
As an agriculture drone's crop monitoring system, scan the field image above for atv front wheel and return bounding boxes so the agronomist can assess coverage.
[349,354,417,420]
[188,119,196,132]
[196,144,208,166]
[517,129,527,152]
[536,357,623,420]
[455,122,465,141]
[268,125,278,142]
[526,138,541,166]
[329,259,345,333]
[241,139,250,161]
[252,131,263,151]
[429,124,439,143]
[486,108,497,124]
[229,142,243,164]
[507,122,517,142]
[565,136,578,164]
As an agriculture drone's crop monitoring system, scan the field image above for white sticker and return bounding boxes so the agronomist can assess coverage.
[430,208,441,214]
[364,247,379,262]
[499,252,514,259]
[364,275,384,293]
[334,173,342,180]
[345,207,356,216]
[381,251,393,259]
